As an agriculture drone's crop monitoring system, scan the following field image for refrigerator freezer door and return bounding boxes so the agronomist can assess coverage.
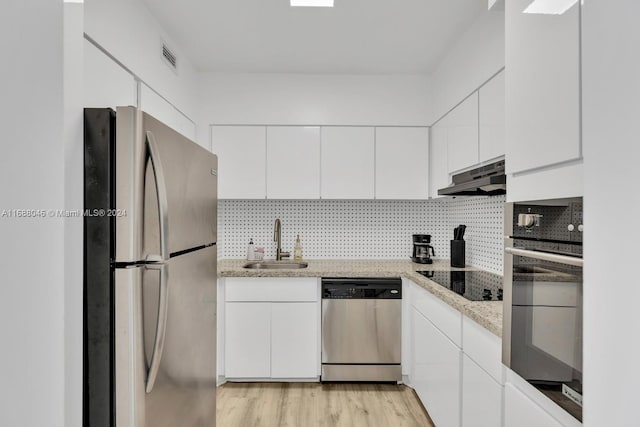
[142,245,217,427]
[115,107,146,263]
[141,111,217,258]
[114,107,218,263]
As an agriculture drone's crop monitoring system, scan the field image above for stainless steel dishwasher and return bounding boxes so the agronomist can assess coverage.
[321,277,402,382]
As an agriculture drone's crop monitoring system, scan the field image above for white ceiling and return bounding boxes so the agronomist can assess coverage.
[142,0,485,74]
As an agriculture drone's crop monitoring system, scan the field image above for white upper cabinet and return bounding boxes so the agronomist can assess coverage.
[429,118,450,198]
[211,126,266,199]
[479,70,506,163]
[447,92,479,174]
[375,127,429,199]
[266,126,321,199]
[139,83,196,141]
[505,0,581,174]
[321,127,375,199]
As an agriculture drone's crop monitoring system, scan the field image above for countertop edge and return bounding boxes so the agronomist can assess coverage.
[217,259,503,338]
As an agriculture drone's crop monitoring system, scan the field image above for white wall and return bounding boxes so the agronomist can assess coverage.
[430,9,505,122]
[582,0,640,425]
[0,2,66,427]
[64,4,85,427]
[84,0,199,122]
[197,73,432,148]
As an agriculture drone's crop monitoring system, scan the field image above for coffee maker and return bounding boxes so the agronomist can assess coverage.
[412,234,435,264]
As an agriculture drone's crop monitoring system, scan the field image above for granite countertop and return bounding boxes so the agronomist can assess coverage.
[218,258,503,337]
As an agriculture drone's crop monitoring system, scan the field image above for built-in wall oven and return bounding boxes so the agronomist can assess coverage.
[503,197,584,422]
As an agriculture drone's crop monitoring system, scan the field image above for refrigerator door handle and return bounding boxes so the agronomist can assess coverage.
[144,262,169,393]
[146,130,170,261]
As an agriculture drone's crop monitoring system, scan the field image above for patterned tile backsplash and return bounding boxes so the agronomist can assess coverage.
[218,195,505,274]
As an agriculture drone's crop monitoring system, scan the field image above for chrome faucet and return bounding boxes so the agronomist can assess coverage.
[273,218,290,261]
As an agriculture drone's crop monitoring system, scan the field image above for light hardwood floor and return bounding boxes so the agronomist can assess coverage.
[217,382,435,427]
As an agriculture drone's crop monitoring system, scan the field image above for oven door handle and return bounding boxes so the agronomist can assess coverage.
[505,247,583,267]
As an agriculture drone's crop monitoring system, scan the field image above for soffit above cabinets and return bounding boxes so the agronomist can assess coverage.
[141,0,485,73]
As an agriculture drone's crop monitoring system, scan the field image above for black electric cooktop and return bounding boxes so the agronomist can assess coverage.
[417,270,503,301]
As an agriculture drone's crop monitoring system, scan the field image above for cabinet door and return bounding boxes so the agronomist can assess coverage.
[505,0,581,174]
[224,303,271,378]
[462,355,502,427]
[211,126,266,199]
[429,118,450,198]
[411,307,461,427]
[479,70,506,163]
[271,302,318,378]
[266,126,320,199]
[139,83,196,141]
[504,383,563,427]
[462,315,503,384]
[447,92,479,173]
[375,127,429,199]
[321,127,375,199]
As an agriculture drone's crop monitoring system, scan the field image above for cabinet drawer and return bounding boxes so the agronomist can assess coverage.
[225,277,318,302]
[410,282,462,346]
[463,315,503,384]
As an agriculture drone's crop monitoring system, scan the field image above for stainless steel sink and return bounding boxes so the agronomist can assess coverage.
[242,261,309,269]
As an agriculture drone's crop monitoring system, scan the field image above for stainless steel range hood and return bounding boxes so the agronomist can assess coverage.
[438,160,506,196]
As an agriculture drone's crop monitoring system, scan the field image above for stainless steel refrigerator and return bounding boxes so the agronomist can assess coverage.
[84,107,217,427]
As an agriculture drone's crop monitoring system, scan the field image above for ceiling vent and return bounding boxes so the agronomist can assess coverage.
[162,43,178,72]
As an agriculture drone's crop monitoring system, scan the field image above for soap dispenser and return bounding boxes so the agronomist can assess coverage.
[246,238,255,260]
[293,234,303,260]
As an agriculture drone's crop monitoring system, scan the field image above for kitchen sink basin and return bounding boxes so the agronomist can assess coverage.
[242,261,309,269]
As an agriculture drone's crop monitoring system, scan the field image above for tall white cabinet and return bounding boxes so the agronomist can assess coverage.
[320,127,375,199]
[505,0,581,175]
[375,127,429,199]
[211,126,267,199]
[266,126,321,199]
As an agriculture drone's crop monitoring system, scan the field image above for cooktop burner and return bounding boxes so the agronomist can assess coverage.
[416,270,503,301]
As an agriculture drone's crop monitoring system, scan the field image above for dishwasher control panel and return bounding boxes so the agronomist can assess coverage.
[321,277,402,299]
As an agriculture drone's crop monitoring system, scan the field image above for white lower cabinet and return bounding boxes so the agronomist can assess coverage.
[223,278,319,380]
[224,302,271,378]
[462,355,502,427]
[504,383,563,427]
[411,306,461,427]
[271,302,318,378]
[408,280,505,427]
